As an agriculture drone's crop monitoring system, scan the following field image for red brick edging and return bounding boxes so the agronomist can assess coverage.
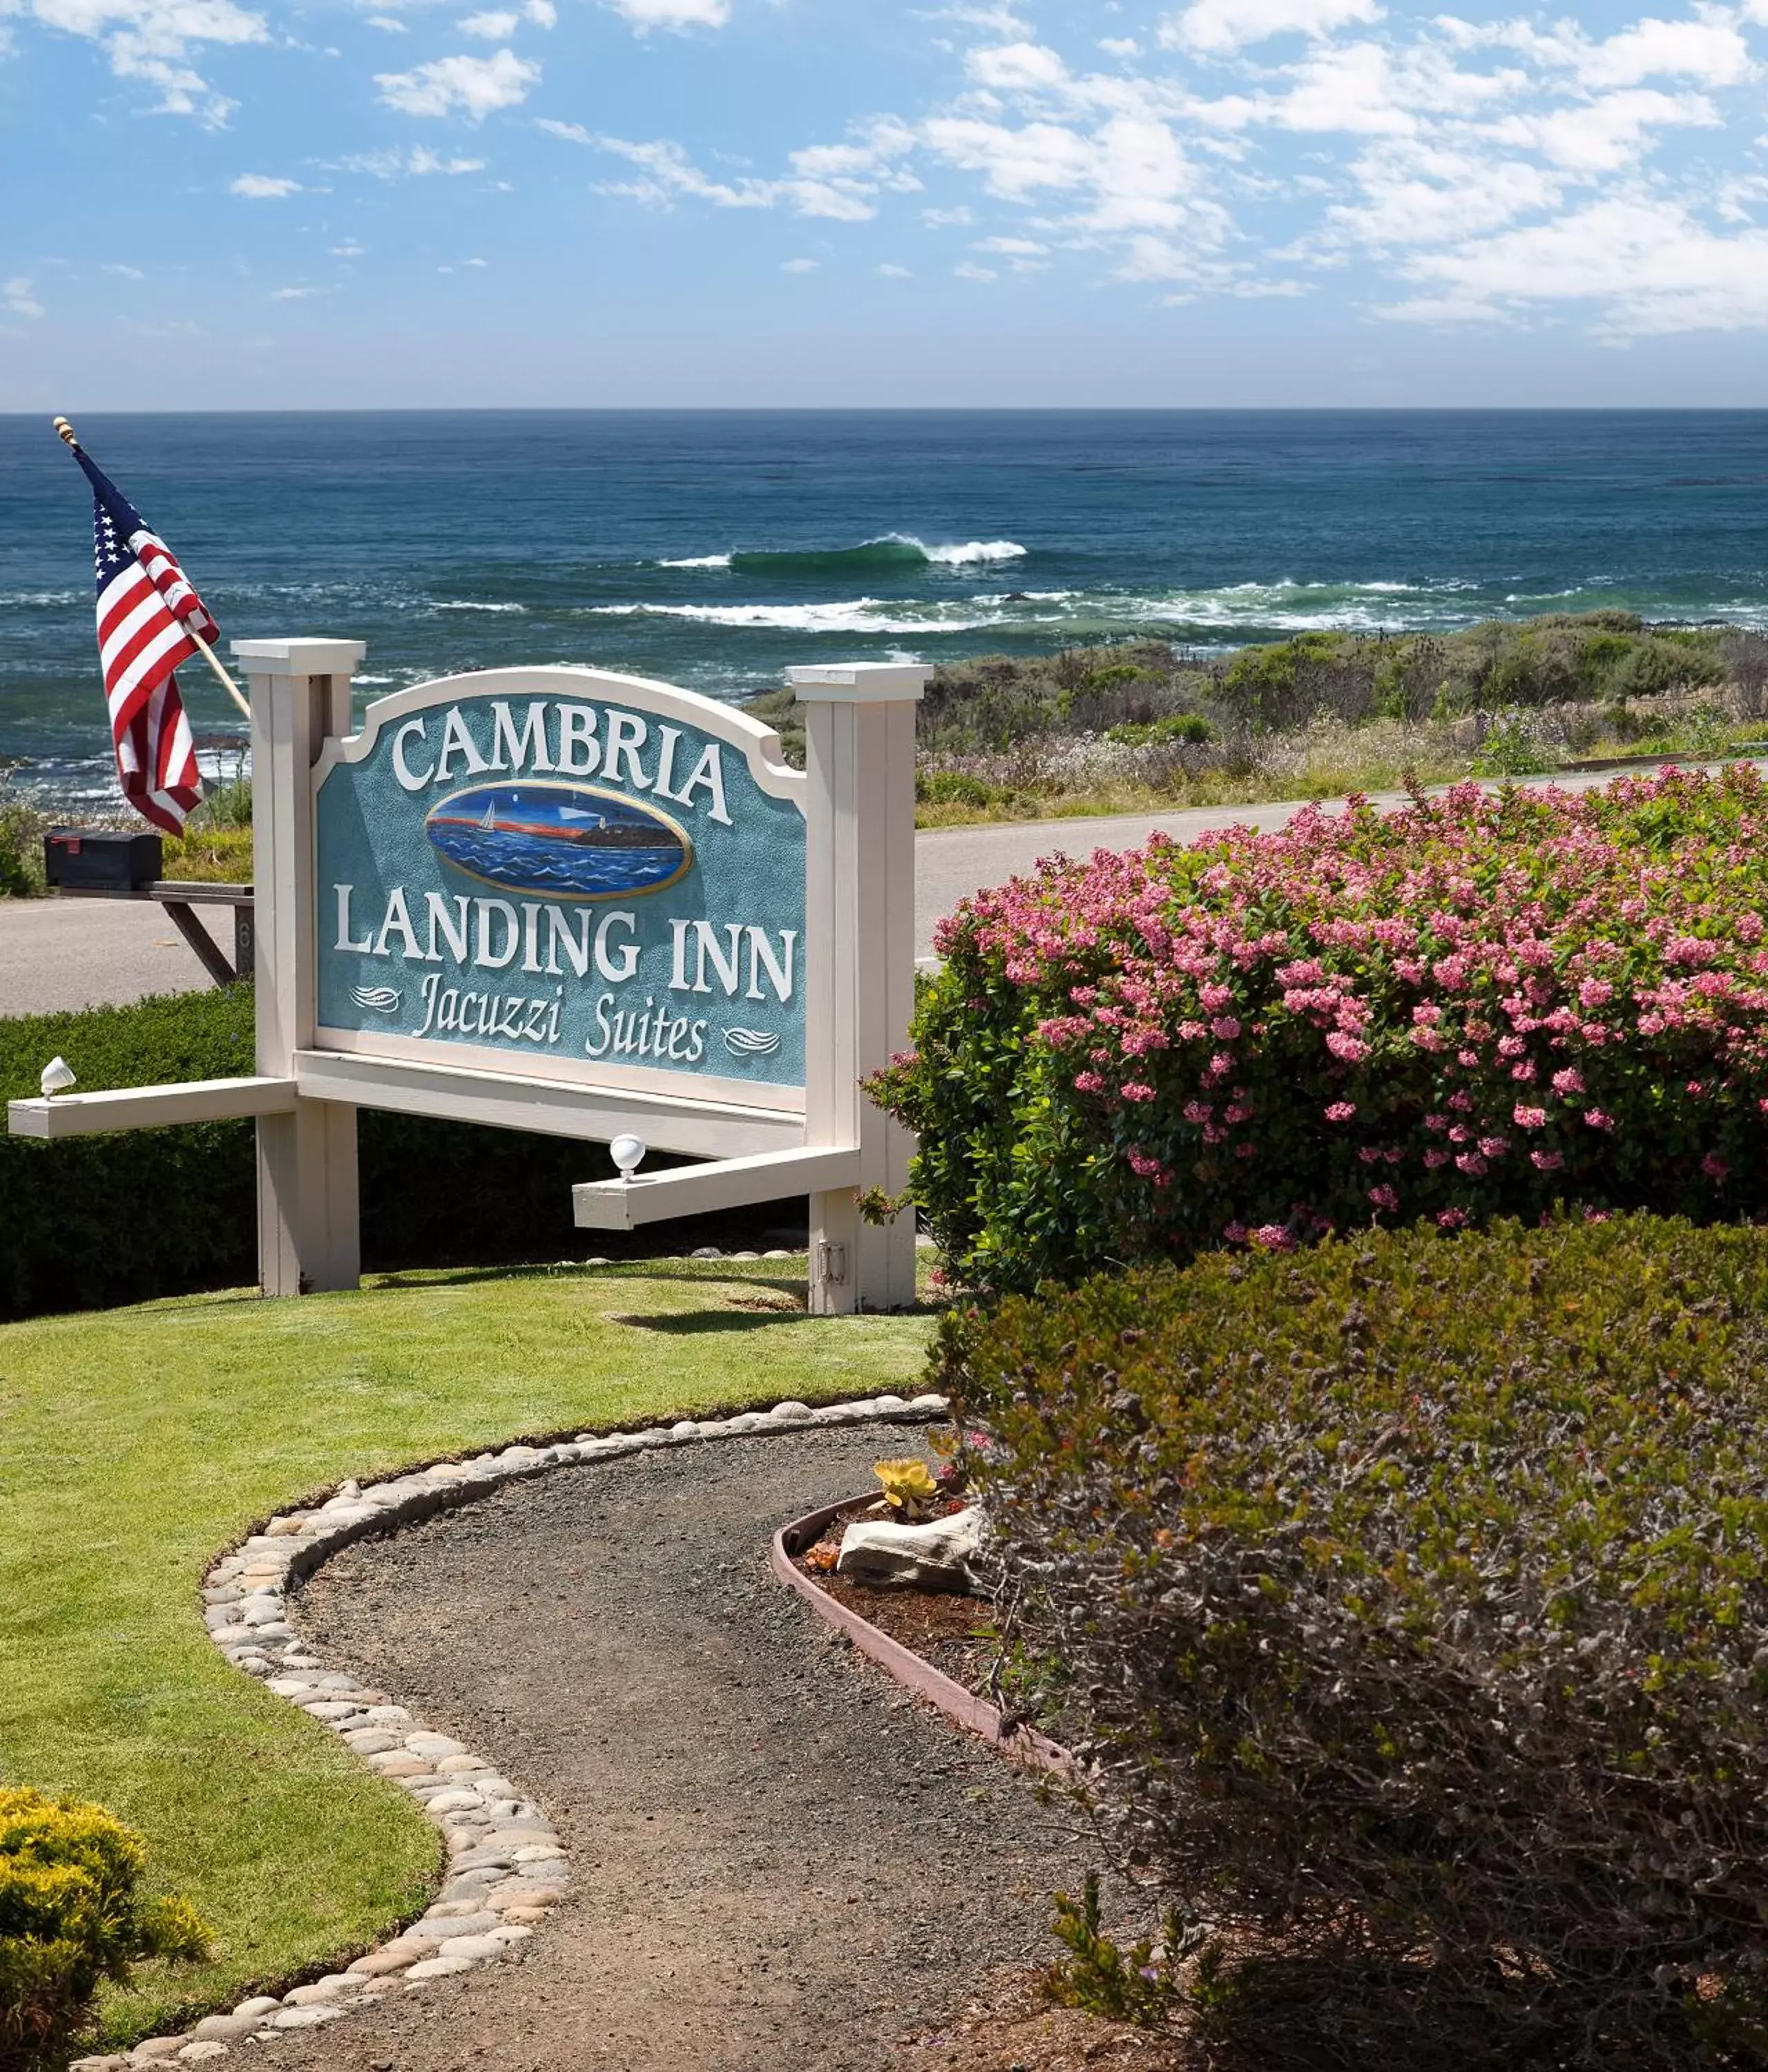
[771,1498,1073,1778]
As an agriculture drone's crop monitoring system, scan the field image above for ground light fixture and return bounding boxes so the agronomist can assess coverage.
[610,1133,646,1183]
[39,1057,75,1097]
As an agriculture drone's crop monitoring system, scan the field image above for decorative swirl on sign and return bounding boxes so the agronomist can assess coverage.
[722,1027,781,1057]
[350,985,403,1015]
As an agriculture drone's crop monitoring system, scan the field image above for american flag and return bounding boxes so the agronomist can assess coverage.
[72,442,213,835]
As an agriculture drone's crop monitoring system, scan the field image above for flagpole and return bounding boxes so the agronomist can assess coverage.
[52,414,253,723]
[184,624,253,724]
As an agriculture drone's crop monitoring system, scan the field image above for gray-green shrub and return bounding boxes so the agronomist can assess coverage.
[944,1216,1768,2066]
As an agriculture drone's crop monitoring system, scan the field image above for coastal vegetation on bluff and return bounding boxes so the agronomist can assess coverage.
[748,609,1768,824]
[3,613,1767,896]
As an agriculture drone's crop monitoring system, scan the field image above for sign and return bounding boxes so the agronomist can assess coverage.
[10,638,924,1315]
[313,669,807,1110]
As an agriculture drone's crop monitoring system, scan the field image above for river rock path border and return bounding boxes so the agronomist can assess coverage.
[73,1386,949,2071]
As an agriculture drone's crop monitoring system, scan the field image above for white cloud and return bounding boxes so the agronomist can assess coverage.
[365,14,406,26]
[1383,194,1768,335]
[1162,0,1381,55]
[3,276,44,318]
[556,0,1768,341]
[541,122,894,218]
[1576,15,1753,88]
[458,1,553,35]
[876,261,913,276]
[102,261,146,277]
[270,285,318,299]
[376,46,538,117]
[12,0,267,123]
[1490,87,1719,174]
[231,171,301,196]
[780,256,818,270]
[338,144,486,174]
[604,0,728,28]
[967,38,1069,90]
[1327,141,1558,246]
[330,239,367,255]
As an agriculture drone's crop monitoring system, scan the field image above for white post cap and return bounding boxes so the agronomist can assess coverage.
[232,637,367,675]
[786,662,930,704]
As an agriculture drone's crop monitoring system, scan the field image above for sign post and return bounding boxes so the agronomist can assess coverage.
[241,638,366,1296]
[796,664,921,1316]
[8,641,927,1315]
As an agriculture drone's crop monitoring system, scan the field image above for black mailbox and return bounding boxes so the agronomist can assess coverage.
[44,827,163,891]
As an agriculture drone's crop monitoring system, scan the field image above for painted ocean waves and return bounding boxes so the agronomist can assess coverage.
[424,785,692,901]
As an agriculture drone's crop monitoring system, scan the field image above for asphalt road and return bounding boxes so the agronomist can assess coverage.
[0,768,1740,1019]
[0,802,1267,1018]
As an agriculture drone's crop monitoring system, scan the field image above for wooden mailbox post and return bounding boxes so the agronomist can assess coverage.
[8,640,925,1316]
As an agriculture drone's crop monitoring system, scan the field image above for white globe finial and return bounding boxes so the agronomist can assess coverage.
[40,1056,76,1098]
[610,1133,646,1180]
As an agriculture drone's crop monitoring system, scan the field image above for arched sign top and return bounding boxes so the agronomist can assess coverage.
[311,664,810,1110]
[312,665,803,810]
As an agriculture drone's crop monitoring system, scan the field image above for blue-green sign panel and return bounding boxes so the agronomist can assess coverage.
[315,683,807,1093]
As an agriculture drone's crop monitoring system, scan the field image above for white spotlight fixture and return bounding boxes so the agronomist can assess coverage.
[39,1056,76,1098]
[610,1133,646,1182]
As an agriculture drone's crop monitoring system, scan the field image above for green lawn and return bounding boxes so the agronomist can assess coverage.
[0,1258,934,2048]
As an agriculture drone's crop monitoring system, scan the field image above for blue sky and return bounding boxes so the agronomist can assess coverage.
[4,0,1768,405]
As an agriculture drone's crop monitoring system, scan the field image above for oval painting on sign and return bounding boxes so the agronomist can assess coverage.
[425,783,693,901]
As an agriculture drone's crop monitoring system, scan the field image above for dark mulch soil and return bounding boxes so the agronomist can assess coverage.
[256,1430,1164,2072]
[796,1552,1001,1694]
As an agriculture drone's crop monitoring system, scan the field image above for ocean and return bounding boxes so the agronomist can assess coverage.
[3,409,1767,798]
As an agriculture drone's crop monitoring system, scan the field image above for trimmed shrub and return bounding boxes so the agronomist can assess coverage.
[943,1216,1768,2066]
[872,767,1768,1295]
[0,1787,207,2070]
[0,986,620,1320]
[0,990,260,1318]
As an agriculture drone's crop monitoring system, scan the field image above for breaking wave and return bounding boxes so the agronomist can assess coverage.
[587,598,1012,635]
[658,535,1027,578]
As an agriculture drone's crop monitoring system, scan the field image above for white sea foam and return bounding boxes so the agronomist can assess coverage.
[915,537,1028,566]
[586,598,1006,635]
[655,537,1024,570]
[434,599,527,613]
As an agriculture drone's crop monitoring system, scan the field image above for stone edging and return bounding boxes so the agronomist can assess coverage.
[74,1390,948,2071]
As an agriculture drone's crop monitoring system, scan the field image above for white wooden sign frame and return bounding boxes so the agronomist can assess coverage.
[8,637,925,1316]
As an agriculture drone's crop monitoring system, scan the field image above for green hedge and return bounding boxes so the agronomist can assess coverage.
[944,1216,1768,2066]
[0,988,620,1320]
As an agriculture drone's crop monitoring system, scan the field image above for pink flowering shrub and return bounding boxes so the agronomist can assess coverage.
[872,769,1768,1292]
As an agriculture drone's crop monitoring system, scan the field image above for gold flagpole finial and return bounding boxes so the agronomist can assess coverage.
[52,416,81,451]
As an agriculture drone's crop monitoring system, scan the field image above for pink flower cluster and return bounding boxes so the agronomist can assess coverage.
[912,769,1768,1253]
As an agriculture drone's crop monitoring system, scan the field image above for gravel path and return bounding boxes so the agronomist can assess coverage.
[257,1430,1100,2072]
